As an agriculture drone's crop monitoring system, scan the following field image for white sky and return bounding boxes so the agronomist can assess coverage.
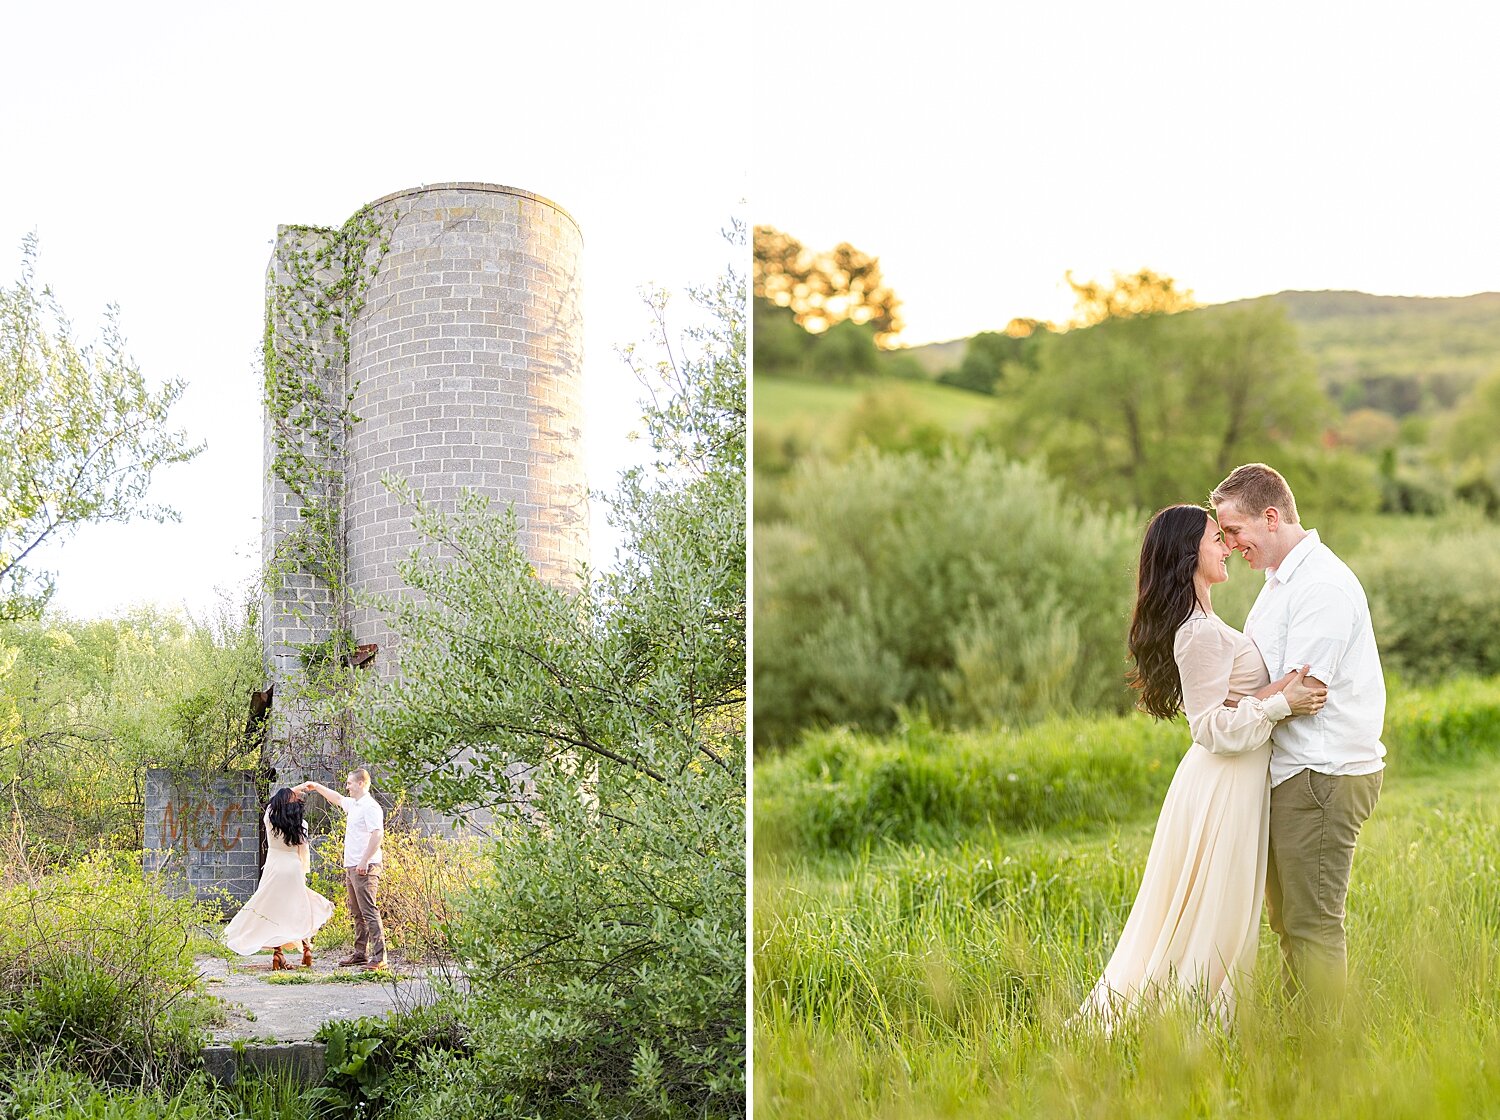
[1,1,745,621]
[755,1,1500,344]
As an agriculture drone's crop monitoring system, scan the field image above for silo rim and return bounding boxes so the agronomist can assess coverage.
[360,183,581,240]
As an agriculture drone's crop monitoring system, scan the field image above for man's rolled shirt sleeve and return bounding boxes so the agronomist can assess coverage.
[1282,584,1357,684]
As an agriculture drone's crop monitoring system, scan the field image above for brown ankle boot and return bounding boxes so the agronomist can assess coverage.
[271,946,291,970]
[301,941,313,968]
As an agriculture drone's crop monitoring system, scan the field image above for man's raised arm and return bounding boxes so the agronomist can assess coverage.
[299,781,344,807]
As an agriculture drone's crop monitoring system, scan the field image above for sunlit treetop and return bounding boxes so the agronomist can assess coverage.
[753,225,904,348]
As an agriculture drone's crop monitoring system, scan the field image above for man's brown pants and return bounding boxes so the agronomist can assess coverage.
[345,866,387,964]
[1267,767,1382,1005]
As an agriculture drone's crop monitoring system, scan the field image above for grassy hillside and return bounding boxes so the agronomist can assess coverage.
[898,337,967,376]
[1250,290,1500,412]
[899,290,1500,416]
[754,374,1003,442]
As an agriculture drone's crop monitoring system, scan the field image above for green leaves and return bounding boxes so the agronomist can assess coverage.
[1006,303,1332,513]
[1,598,263,857]
[754,450,1138,747]
[357,228,746,1117]
[0,236,201,620]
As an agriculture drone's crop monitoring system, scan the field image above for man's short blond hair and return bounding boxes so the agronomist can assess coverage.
[350,767,371,785]
[1211,463,1300,524]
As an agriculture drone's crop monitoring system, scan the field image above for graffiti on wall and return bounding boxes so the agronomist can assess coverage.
[162,797,246,852]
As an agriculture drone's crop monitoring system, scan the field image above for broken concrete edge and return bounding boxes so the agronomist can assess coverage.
[201,1040,327,1087]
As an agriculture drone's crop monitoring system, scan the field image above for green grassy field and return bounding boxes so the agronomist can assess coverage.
[755,677,1500,1118]
[754,375,1002,437]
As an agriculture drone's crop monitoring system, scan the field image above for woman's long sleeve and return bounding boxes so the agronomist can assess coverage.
[1174,617,1291,755]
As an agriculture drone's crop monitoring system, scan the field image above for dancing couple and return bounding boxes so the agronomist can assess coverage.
[223,767,388,972]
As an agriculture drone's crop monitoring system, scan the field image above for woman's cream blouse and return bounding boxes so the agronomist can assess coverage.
[1173,611,1291,755]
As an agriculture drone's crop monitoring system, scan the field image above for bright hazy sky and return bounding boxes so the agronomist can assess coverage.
[756,2,1500,345]
[1,2,745,621]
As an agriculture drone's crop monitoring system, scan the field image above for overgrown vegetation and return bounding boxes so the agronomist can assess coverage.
[755,688,1500,1119]
[0,237,201,622]
[1,598,263,857]
[261,205,397,777]
[754,433,1500,748]
[757,677,1500,854]
[0,846,221,1087]
[353,237,746,1119]
[755,451,1138,747]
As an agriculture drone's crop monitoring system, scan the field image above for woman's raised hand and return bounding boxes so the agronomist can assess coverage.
[1280,664,1327,717]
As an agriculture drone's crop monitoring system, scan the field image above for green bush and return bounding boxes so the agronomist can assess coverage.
[754,449,1139,748]
[361,255,746,1119]
[1355,525,1500,681]
[0,849,218,1085]
[0,597,263,859]
[757,678,1500,856]
[431,763,745,1120]
[311,1002,470,1119]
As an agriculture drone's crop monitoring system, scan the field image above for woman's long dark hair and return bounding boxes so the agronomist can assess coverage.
[1127,504,1210,720]
[267,787,306,848]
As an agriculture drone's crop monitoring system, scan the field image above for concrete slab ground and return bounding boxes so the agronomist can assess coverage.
[198,952,456,1043]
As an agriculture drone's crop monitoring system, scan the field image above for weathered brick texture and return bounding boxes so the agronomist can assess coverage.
[143,769,263,910]
[347,185,588,674]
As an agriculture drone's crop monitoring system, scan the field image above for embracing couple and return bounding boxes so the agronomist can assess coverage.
[1080,463,1385,1029]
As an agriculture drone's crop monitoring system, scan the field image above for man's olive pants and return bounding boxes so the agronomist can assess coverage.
[1266,767,1382,1004]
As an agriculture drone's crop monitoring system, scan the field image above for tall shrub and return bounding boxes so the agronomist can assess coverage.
[1353,524,1500,681]
[754,449,1139,748]
[363,244,745,1118]
[0,849,216,1086]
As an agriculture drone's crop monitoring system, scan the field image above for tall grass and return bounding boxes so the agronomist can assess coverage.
[756,677,1500,855]
[0,1062,313,1119]
[755,678,1500,1118]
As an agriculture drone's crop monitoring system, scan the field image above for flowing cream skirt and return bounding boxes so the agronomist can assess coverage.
[1078,741,1271,1030]
[223,845,335,954]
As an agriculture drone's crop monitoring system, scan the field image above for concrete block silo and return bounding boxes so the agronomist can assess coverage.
[261,182,587,793]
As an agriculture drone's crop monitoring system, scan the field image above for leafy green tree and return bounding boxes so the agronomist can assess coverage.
[875,347,928,381]
[1065,267,1198,327]
[939,329,1036,395]
[753,295,812,374]
[1,597,263,856]
[809,318,879,380]
[0,238,201,620]
[1007,301,1331,511]
[1440,369,1500,514]
[362,238,745,1117]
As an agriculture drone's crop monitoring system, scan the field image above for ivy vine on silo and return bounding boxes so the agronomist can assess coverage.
[262,205,395,679]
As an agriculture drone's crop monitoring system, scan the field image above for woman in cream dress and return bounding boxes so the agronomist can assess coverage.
[224,786,335,969]
[1078,504,1326,1029]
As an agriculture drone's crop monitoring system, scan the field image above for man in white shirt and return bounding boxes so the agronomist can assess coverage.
[300,767,387,970]
[1212,463,1384,1006]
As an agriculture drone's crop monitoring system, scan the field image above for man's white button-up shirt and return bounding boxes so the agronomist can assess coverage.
[1243,528,1387,788]
[338,793,385,868]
